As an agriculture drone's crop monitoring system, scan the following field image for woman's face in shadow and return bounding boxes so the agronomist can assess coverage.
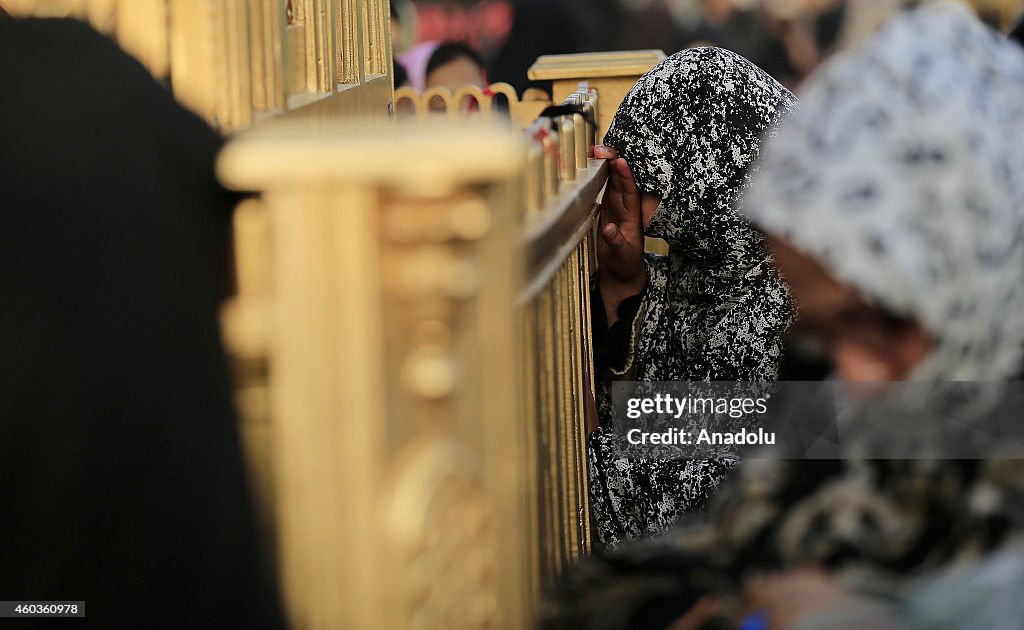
[768,237,933,383]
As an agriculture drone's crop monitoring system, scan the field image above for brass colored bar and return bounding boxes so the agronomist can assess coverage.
[580,93,598,154]
[574,242,593,550]
[525,136,545,217]
[555,267,577,565]
[565,253,584,557]
[572,112,588,169]
[557,115,576,186]
[522,160,607,303]
[303,0,335,92]
[564,93,589,167]
[336,0,364,85]
[285,23,309,97]
[224,0,254,130]
[361,0,386,76]
[250,0,287,114]
[537,284,562,578]
[580,233,596,396]
[532,118,561,202]
[520,300,542,602]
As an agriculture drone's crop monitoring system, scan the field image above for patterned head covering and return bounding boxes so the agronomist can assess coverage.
[606,47,797,269]
[741,2,1024,380]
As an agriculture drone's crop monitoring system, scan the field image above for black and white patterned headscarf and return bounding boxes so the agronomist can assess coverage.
[742,1,1024,380]
[604,46,798,382]
[588,49,797,547]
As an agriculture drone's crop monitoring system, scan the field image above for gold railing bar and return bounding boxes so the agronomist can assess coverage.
[580,94,598,151]
[553,269,573,565]
[567,268,581,561]
[525,137,545,217]
[521,160,608,303]
[520,300,542,599]
[528,50,667,81]
[573,242,593,549]
[218,119,524,187]
[556,116,576,185]
[537,285,562,576]
[572,111,588,169]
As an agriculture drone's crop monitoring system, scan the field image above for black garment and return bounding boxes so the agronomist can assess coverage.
[591,284,646,385]
[0,18,283,628]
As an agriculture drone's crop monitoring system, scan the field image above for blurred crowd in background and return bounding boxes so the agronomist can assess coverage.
[393,0,1024,94]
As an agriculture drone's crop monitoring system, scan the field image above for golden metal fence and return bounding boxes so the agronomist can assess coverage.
[2,0,394,129]
[216,70,662,626]
[4,1,665,626]
[226,63,664,625]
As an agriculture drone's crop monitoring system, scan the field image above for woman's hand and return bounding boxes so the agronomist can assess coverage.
[595,146,647,326]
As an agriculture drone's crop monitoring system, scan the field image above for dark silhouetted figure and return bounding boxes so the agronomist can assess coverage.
[0,16,284,628]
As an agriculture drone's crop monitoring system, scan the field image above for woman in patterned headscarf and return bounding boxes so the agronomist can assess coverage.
[587,47,798,547]
[746,7,1024,383]
[547,4,1024,628]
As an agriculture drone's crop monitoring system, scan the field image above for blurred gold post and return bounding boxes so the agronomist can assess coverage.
[219,119,531,629]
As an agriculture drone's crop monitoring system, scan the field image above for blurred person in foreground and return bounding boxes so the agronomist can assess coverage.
[543,3,1024,628]
[0,16,283,627]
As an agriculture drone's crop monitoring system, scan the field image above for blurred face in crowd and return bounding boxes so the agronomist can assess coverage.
[425,56,485,92]
[704,0,735,24]
[769,237,932,382]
